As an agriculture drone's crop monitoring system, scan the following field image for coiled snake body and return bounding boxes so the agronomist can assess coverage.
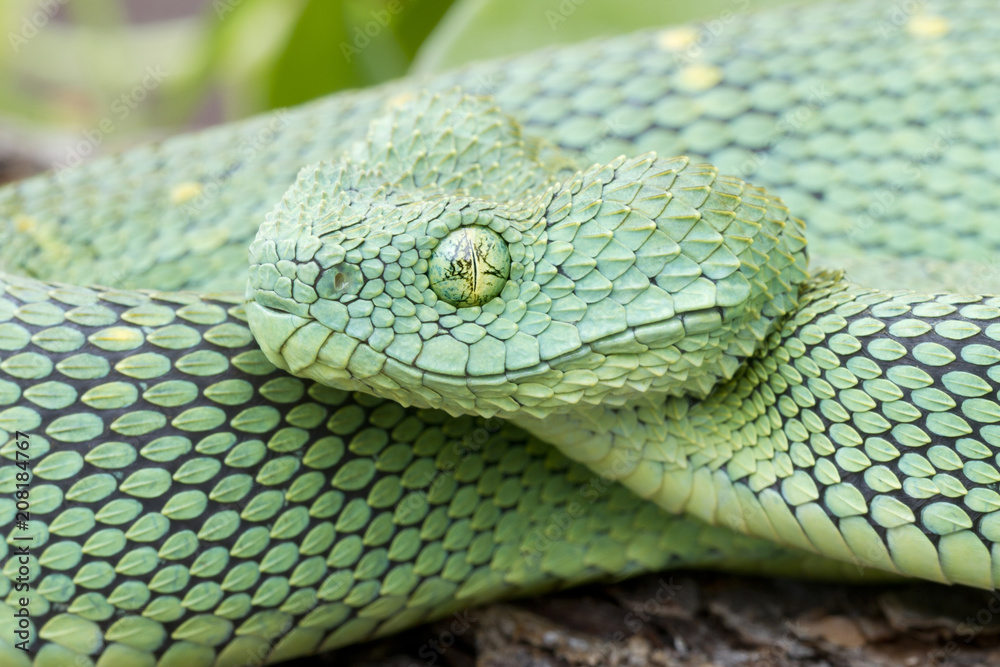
[3,1,1000,664]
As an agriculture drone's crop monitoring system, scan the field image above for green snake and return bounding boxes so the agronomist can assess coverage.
[2,0,1000,664]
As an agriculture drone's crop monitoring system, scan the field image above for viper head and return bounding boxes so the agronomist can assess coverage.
[246,90,809,419]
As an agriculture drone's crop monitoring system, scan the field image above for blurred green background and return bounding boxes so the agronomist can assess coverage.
[0,0,799,164]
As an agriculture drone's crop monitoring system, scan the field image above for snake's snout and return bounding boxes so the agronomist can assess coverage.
[246,213,363,381]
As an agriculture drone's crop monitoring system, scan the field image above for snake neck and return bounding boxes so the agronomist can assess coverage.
[513,273,837,473]
[518,273,1000,588]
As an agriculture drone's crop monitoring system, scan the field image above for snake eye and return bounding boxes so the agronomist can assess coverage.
[429,226,510,307]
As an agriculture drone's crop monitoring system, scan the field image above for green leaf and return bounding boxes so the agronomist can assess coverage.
[266,0,457,108]
[413,0,801,75]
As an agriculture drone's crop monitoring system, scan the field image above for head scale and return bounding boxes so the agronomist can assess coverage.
[246,90,809,420]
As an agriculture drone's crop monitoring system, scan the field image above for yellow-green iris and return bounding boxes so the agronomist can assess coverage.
[428,227,510,307]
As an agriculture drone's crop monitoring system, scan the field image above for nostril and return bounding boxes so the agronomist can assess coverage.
[317,262,362,298]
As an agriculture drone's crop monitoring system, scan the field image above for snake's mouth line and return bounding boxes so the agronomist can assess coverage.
[249,288,737,415]
[246,300,327,375]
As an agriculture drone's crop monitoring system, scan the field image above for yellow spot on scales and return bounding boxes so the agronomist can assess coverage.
[88,326,145,352]
[677,64,723,92]
[13,214,76,265]
[907,14,950,38]
[386,91,417,111]
[170,182,203,206]
[13,215,35,232]
[656,26,700,52]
